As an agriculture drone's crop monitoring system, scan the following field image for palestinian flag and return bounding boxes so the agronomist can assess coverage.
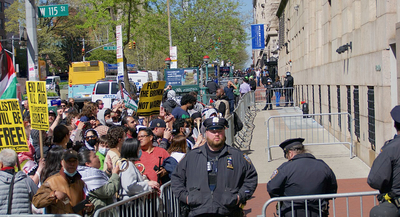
[0,42,18,99]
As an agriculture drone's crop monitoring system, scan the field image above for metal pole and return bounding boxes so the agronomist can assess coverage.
[167,0,172,48]
[26,0,39,81]
[83,38,85,61]
[11,35,15,69]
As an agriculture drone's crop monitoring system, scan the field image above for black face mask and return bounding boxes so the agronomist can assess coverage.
[87,139,97,147]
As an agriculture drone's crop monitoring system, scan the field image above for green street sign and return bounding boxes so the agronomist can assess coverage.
[103,46,117,50]
[38,4,69,18]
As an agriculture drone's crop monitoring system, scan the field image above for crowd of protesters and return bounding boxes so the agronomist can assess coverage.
[0,77,257,216]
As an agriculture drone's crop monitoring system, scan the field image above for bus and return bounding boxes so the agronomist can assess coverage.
[68,61,110,105]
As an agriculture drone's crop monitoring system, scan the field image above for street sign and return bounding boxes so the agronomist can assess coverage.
[103,46,117,51]
[38,4,69,18]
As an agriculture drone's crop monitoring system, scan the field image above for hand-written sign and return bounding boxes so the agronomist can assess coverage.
[26,81,49,130]
[137,81,166,116]
[0,99,28,152]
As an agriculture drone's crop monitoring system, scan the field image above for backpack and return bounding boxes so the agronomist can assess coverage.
[233,112,243,135]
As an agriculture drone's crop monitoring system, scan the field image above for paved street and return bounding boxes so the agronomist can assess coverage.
[242,105,374,217]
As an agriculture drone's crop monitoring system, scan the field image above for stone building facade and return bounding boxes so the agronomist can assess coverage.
[259,0,400,166]
[252,0,280,70]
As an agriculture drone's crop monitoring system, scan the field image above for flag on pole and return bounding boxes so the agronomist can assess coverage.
[118,82,138,111]
[0,42,18,99]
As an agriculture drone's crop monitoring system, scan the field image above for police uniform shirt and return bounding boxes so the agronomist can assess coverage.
[368,135,400,195]
[267,153,337,199]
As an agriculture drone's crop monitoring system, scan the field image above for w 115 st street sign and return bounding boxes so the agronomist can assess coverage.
[38,4,69,18]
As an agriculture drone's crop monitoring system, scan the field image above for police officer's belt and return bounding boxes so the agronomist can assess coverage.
[378,192,400,208]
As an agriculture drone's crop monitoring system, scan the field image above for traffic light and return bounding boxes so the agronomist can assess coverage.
[81,48,85,56]
[132,41,136,49]
[128,41,132,49]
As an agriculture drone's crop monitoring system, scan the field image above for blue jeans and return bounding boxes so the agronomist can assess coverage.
[275,91,281,106]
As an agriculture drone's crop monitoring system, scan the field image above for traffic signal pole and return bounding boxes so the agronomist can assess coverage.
[25,0,39,81]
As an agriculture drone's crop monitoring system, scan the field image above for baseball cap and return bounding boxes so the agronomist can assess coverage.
[49,110,56,117]
[62,150,78,161]
[149,119,166,129]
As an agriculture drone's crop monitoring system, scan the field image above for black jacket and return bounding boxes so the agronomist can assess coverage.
[368,135,400,195]
[267,153,337,215]
[249,80,256,91]
[171,144,258,216]
[284,75,294,88]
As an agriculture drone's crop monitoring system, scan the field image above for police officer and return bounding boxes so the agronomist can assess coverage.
[262,78,273,111]
[284,72,294,107]
[171,117,258,217]
[267,138,337,217]
[368,105,400,216]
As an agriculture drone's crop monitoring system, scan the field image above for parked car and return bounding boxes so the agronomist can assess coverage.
[46,76,61,91]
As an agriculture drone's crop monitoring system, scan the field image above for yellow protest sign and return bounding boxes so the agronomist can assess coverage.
[137,81,166,116]
[0,99,28,152]
[26,81,49,130]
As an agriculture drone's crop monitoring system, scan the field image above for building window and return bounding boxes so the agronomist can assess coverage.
[368,86,375,151]
[0,3,3,12]
[319,85,322,124]
[4,2,9,9]
[312,85,315,114]
[301,85,304,102]
[347,85,351,133]
[337,85,341,129]
[354,86,360,139]
[0,19,3,30]
[328,85,331,123]
[307,85,309,104]
[278,13,285,48]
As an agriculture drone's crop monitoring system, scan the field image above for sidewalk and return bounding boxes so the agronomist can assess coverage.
[243,105,374,217]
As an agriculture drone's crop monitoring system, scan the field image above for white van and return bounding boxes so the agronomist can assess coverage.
[91,80,121,109]
[46,76,61,90]
[127,71,152,92]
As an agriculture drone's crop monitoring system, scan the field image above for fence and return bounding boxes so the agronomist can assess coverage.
[225,91,256,149]
[93,181,180,217]
[266,112,354,161]
[254,87,297,108]
[261,191,379,217]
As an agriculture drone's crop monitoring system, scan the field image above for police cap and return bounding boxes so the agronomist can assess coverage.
[370,201,398,217]
[390,105,400,123]
[203,117,228,130]
[279,138,305,156]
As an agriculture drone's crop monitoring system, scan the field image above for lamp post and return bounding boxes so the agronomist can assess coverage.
[165,57,171,69]
[201,55,210,104]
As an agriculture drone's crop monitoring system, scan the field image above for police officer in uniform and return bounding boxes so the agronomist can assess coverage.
[267,138,337,217]
[368,105,400,217]
[171,117,258,217]
[262,78,273,111]
[284,72,294,107]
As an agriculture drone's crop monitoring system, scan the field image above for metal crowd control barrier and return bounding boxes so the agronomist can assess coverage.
[93,190,160,217]
[261,191,379,217]
[225,91,257,149]
[93,181,180,217]
[0,215,82,217]
[266,112,354,161]
[254,87,296,108]
[160,181,181,217]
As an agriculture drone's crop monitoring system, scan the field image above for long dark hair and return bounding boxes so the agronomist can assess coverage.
[40,147,64,182]
[120,138,140,162]
[78,150,92,166]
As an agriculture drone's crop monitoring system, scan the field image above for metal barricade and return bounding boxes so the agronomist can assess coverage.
[266,112,354,161]
[160,181,181,217]
[93,190,160,217]
[254,87,296,108]
[229,92,257,149]
[261,191,379,217]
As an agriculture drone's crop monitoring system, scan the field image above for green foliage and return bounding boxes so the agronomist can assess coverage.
[47,91,58,96]
[86,49,117,64]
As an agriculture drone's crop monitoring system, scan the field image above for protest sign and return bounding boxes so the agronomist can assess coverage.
[137,81,166,116]
[26,81,49,130]
[0,99,28,152]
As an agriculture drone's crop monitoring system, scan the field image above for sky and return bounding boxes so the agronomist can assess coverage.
[238,0,253,67]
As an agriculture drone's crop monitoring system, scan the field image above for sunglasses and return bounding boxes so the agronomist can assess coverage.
[86,135,97,140]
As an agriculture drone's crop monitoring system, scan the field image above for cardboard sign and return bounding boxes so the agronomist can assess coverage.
[0,99,28,152]
[26,81,49,130]
[137,81,166,116]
